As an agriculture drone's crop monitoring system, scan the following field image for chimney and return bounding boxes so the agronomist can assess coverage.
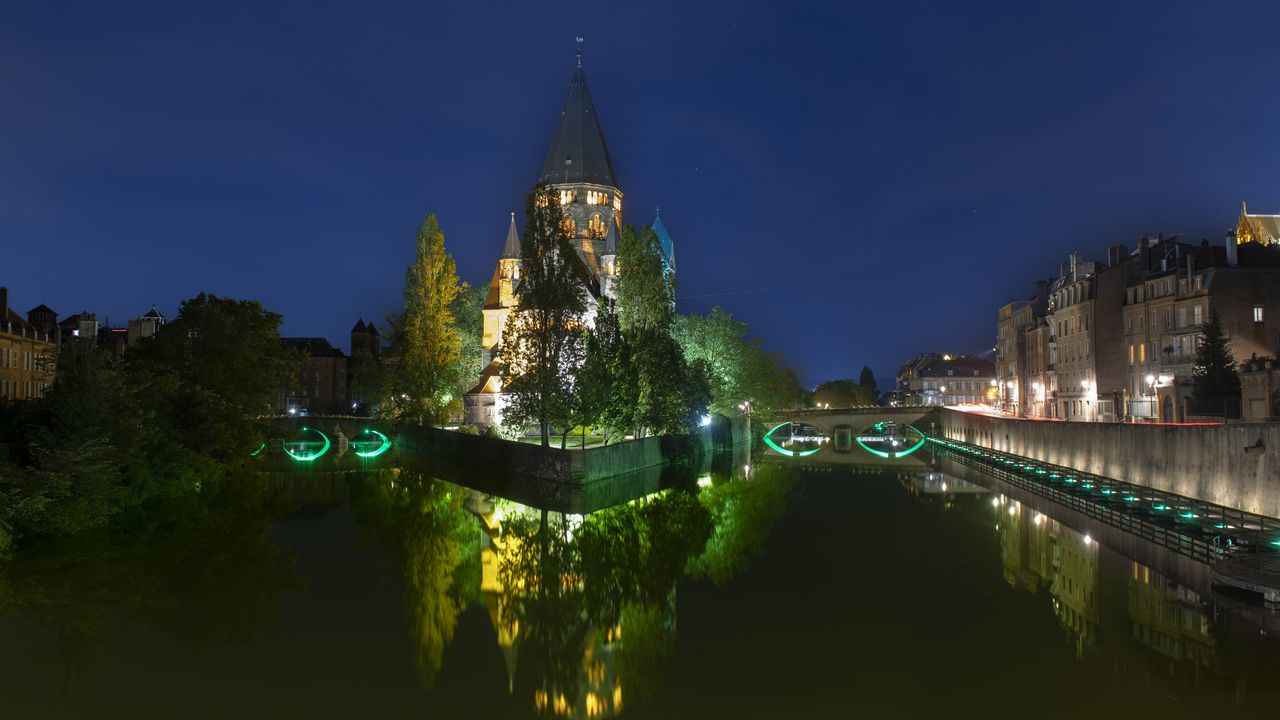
[0,286,7,330]
[1226,228,1239,267]
[1187,253,1197,279]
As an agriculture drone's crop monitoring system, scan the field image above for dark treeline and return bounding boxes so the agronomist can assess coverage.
[0,293,298,556]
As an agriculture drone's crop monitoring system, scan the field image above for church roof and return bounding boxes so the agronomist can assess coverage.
[351,318,367,333]
[1238,202,1280,246]
[141,305,165,320]
[538,56,618,188]
[502,212,522,259]
[652,211,675,270]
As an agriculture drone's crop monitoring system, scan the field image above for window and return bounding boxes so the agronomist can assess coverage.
[1139,343,1145,363]
[1255,305,1264,323]
[1165,307,1173,329]
[1128,345,1134,366]
[1178,307,1187,328]
[1193,304,1202,325]
[1150,310,1156,331]
[1125,316,1132,333]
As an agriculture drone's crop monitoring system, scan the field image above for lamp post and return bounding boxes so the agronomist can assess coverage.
[1145,374,1156,421]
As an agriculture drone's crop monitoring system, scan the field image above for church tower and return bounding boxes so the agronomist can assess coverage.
[539,51,623,279]
[481,212,523,366]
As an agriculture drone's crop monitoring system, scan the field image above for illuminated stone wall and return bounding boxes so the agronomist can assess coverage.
[936,408,1280,517]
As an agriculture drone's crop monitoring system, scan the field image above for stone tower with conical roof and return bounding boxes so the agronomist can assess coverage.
[538,50,624,278]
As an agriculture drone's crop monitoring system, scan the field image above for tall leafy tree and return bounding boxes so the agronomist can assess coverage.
[1192,309,1241,416]
[501,186,588,446]
[615,225,673,334]
[397,214,464,424]
[451,283,487,397]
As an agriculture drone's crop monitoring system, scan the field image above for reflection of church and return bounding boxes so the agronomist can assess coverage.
[463,52,677,428]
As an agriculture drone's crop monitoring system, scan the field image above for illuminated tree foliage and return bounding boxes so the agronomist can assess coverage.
[501,186,588,446]
[451,283,487,398]
[396,214,465,425]
[672,306,805,416]
[615,225,673,334]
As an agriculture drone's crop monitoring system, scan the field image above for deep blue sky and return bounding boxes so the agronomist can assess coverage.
[5,1,1280,386]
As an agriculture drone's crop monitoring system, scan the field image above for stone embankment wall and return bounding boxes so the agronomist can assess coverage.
[932,409,1280,517]
[397,417,744,485]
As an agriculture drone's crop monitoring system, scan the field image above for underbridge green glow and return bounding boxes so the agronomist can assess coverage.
[352,429,392,458]
[283,427,330,462]
[854,423,927,459]
[762,422,823,457]
[250,442,265,457]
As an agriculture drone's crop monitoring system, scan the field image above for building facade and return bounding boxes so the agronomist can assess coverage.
[0,287,56,402]
[897,352,996,407]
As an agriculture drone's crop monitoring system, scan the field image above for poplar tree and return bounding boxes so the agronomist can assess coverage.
[398,214,463,424]
[615,225,673,334]
[501,186,588,446]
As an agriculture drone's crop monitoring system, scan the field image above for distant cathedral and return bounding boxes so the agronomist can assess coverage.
[463,53,676,427]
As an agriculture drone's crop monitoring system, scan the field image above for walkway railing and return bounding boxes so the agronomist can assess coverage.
[926,435,1280,564]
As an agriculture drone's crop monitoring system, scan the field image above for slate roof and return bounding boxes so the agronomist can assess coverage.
[141,305,165,320]
[502,212,522,259]
[602,216,619,255]
[652,211,675,270]
[538,58,618,188]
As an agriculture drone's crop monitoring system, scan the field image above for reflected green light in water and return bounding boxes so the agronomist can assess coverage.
[250,442,265,457]
[283,427,330,462]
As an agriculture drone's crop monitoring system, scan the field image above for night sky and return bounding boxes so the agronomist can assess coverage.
[6,1,1280,386]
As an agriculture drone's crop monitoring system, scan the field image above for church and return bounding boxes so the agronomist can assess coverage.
[463,53,676,428]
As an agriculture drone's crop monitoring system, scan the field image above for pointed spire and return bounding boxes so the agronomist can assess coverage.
[602,216,619,255]
[652,209,675,272]
[351,318,366,333]
[538,55,618,187]
[502,212,522,258]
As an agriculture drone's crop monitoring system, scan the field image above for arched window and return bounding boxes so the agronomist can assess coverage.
[588,214,605,239]
[562,216,577,237]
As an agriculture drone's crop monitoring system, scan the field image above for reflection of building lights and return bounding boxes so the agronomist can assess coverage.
[991,497,1000,507]
[1007,505,1016,516]
[697,474,712,488]
[699,414,712,427]
[940,482,948,492]
[1033,513,1043,525]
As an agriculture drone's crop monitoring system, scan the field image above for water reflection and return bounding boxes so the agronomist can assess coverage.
[341,459,793,717]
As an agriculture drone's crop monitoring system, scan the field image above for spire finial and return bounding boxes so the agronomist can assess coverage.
[655,205,661,218]
[510,211,515,222]
[575,36,583,67]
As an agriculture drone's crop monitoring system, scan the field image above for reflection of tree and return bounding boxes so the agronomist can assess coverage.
[688,466,796,584]
[349,469,480,688]
[0,471,300,681]
[497,489,711,717]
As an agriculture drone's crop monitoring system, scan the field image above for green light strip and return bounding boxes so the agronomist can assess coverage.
[283,427,330,462]
[250,442,265,457]
[352,429,392,458]
[762,422,822,457]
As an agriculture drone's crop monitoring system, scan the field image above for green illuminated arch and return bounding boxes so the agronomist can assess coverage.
[250,442,265,457]
[854,423,927,459]
[352,429,392,458]
[283,427,330,462]
[762,422,823,458]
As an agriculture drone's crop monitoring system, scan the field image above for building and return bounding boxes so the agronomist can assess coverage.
[0,287,56,402]
[464,53,677,428]
[896,352,996,406]
[1234,201,1280,247]
[995,282,1048,416]
[127,305,166,346]
[279,337,349,415]
[1121,233,1280,421]
[1044,253,1105,421]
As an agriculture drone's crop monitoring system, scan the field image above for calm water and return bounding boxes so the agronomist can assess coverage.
[3,451,1280,718]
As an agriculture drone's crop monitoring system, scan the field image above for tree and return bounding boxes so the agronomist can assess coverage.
[1192,309,1241,417]
[451,283,487,398]
[858,365,878,395]
[672,307,804,416]
[615,225,673,334]
[397,214,464,425]
[500,186,588,446]
[812,379,877,408]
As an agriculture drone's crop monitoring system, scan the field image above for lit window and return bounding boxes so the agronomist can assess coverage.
[1255,305,1264,323]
